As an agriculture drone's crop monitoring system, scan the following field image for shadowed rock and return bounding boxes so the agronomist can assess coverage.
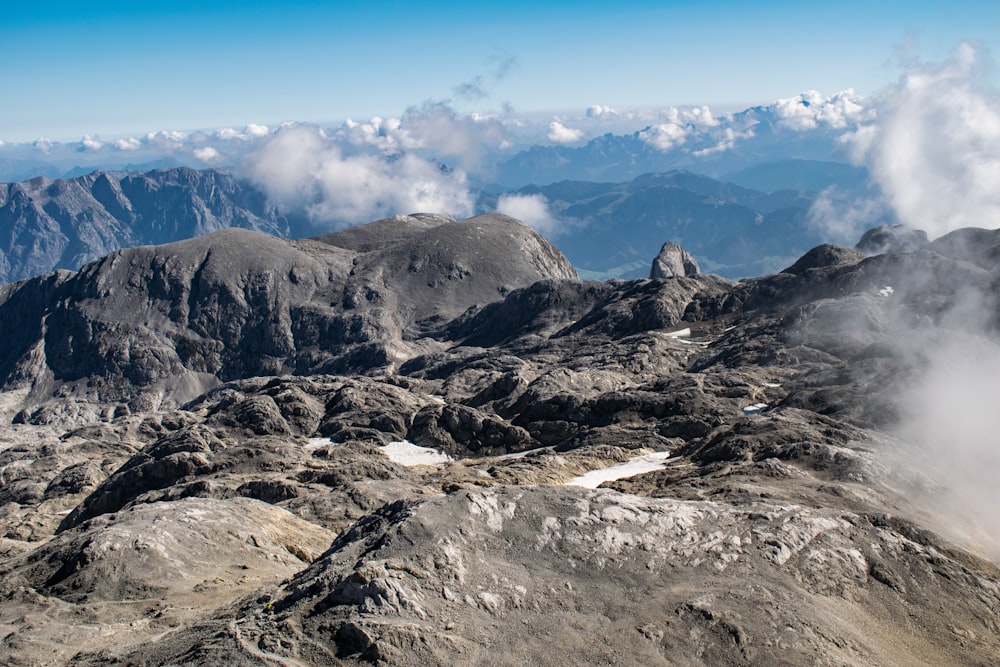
[3,223,1000,666]
[0,213,575,418]
[855,224,929,256]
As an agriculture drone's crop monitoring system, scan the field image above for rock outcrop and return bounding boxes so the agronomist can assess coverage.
[0,213,576,419]
[2,219,1000,666]
[649,240,700,278]
[855,223,929,256]
[0,168,299,284]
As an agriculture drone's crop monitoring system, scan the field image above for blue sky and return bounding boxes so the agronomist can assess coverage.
[3,0,999,143]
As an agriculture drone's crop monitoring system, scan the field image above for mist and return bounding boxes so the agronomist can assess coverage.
[815,45,1000,559]
[241,124,476,228]
[811,42,1000,242]
[892,324,1000,558]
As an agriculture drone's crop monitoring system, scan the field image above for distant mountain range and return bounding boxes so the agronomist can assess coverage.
[489,106,861,188]
[0,161,876,284]
[483,166,879,278]
[0,168,302,284]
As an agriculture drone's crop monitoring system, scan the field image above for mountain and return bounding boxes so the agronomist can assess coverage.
[1,214,1000,665]
[0,167,301,284]
[0,213,574,423]
[492,107,857,188]
[487,171,832,279]
[3,167,844,286]
[719,158,870,193]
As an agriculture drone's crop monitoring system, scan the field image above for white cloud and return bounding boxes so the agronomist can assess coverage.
[399,103,507,166]
[246,123,270,138]
[217,124,272,141]
[113,136,142,151]
[639,121,689,151]
[334,104,509,170]
[806,187,889,242]
[671,105,720,129]
[638,106,729,152]
[243,124,475,227]
[33,138,53,153]
[79,135,103,152]
[547,120,584,144]
[496,193,562,237]
[846,42,1000,239]
[773,89,870,131]
[691,126,753,157]
[894,331,1000,558]
[145,130,189,153]
[193,146,220,162]
[586,104,619,120]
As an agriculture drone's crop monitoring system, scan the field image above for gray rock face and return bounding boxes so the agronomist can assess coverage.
[855,223,929,256]
[649,241,700,278]
[2,222,1000,665]
[0,213,576,418]
[781,243,863,275]
[0,168,298,284]
[108,487,998,667]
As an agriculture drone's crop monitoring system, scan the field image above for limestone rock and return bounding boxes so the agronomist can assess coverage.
[649,241,700,278]
[855,224,929,256]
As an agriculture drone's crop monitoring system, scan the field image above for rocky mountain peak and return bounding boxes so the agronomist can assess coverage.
[0,213,576,422]
[855,223,929,255]
[649,241,700,278]
[2,219,1000,665]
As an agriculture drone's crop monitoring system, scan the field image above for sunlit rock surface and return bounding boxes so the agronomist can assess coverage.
[2,216,1000,665]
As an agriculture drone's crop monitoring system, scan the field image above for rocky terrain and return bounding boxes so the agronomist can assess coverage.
[4,166,833,286]
[1,214,999,665]
[0,168,299,284]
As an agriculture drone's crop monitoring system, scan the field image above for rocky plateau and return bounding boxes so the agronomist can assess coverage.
[0,213,999,665]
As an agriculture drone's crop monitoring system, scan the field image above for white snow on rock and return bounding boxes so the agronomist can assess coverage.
[565,451,673,488]
[743,403,769,415]
[496,447,548,460]
[306,437,336,451]
[381,440,454,466]
[878,285,894,297]
[665,328,691,338]
[764,382,782,388]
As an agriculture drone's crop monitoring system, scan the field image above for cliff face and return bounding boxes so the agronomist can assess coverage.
[0,168,295,284]
[0,213,576,418]
[1,218,999,666]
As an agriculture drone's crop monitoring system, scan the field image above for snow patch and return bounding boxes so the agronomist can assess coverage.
[878,285,894,297]
[743,403,769,415]
[665,328,691,338]
[496,446,548,460]
[566,451,673,488]
[381,440,454,466]
[306,437,336,451]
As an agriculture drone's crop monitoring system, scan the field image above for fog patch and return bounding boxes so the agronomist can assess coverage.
[807,187,892,244]
[496,193,568,238]
[893,330,1000,559]
[243,124,475,228]
[841,43,1000,240]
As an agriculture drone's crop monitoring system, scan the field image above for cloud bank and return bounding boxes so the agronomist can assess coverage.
[547,121,584,144]
[773,89,870,130]
[496,193,562,237]
[242,124,475,227]
[844,43,1000,240]
[892,319,1000,559]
